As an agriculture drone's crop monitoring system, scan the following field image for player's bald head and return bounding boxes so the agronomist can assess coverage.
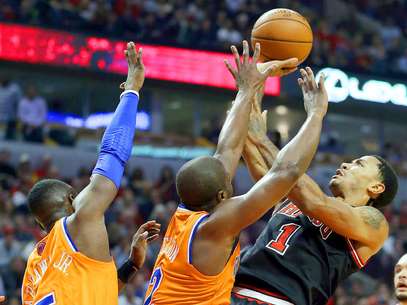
[176,156,232,210]
[28,179,76,231]
[395,254,407,302]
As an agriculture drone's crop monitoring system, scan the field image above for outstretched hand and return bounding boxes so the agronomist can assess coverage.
[129,220,161,269]
[298,67,328,118]
[225,41,274,91]
[120,42,145,92]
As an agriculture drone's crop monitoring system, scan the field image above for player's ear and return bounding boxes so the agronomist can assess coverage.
[367,182,385,198]
[216,190,228,202]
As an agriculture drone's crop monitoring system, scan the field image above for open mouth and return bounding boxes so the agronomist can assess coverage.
[397,282,407,289]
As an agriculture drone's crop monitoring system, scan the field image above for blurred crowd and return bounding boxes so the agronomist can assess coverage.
[0,148,406,305]
[1,0,407,75]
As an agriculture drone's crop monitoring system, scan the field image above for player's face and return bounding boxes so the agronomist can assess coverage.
[329,156,381,199]
[395,254,407,301]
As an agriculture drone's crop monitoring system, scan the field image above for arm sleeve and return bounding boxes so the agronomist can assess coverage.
[92,90,139,188]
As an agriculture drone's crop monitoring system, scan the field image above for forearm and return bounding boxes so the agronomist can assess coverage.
[214,88,255,176]
[242,139,269,181]
[117,259,139,292]
[272,113,323,177]
[93,90,139,188]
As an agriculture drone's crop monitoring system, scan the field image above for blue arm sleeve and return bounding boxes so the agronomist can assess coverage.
[92,90,139,188]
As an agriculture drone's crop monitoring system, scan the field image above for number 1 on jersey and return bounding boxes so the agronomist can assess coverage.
[266,223,301,255]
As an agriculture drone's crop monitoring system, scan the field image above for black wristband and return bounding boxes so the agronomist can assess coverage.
[118,259,139,283]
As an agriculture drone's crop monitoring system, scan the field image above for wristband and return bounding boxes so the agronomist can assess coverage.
[118,259,139,283]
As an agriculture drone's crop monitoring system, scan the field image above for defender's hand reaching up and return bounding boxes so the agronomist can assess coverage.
[120,42,145,92]
[298,67,328,118]
[225,41,272,91]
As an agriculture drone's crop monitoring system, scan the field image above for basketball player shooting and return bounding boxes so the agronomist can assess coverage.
[21,42,160,305]
[143,41,328,305]
[230,68,399,305]
[395,254,407,305]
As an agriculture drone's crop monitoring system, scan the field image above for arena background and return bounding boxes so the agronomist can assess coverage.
[1,0,407,304]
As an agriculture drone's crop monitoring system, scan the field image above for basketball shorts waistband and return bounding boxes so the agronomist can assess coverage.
[233,287,294,305]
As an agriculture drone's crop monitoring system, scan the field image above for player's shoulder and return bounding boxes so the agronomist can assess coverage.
[357,205,389,231]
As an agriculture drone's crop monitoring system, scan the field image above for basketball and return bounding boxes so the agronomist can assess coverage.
[251,8,313,64]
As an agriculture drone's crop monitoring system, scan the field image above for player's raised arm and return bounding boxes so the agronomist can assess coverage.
[205,68,328,238]
[214,40,297,179]
[288,168,390,254]
[67,42,145,261]
[243,73,393,257]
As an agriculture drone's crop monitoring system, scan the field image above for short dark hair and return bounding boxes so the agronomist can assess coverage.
[28,179,71,218]
[370,156,398,209]
[176,156,228,209]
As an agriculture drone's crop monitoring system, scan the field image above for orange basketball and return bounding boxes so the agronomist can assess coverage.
[251,8,313,64]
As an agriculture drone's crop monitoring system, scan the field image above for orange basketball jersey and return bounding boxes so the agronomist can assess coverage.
[144,204,240,305]
[22,217,118,305]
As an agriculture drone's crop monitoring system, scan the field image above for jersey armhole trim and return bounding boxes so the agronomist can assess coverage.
[346,238,365,268]
[62,217,78,252]
[187,214,209,264]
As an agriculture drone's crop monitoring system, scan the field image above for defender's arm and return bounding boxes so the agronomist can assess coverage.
[67,42,145,261]
[214,41,298,180]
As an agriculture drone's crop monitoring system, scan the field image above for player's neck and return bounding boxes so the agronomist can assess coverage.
[340,191,369,207]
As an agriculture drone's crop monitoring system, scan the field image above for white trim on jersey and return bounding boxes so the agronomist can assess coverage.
[233,287,294,305]
[346,238,365,268]
[187,214,209,264]
[61,217,78,252]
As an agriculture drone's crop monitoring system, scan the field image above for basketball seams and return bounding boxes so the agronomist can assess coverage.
[252,37,313,44]
[253,17,312,33]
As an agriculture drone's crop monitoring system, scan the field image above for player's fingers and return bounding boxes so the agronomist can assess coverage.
[0,296,5,302]
[231,45,241,70]
[318,73,327,93]
[263,64,278,78]
[242,40,249,65]
[137,47,143,66]
[119,82,126,90]
[224,60,237,79]
[136,220,157,233]
[127,42,136,64]
[252,42,261,63]
[306,67,316,90]
[146,234,159,243]
[299,69,309,91]
[279,57,298,69]
[298,78,307,93]
[138,231,148,240]
[262,110,268,125]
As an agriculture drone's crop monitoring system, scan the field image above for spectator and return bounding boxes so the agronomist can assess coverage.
[18,85,47,143]
[0,227,22,270]
[154,166,177,203]
[0,77,21,140]
[118,284,143,305]
[216,19,242,46]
